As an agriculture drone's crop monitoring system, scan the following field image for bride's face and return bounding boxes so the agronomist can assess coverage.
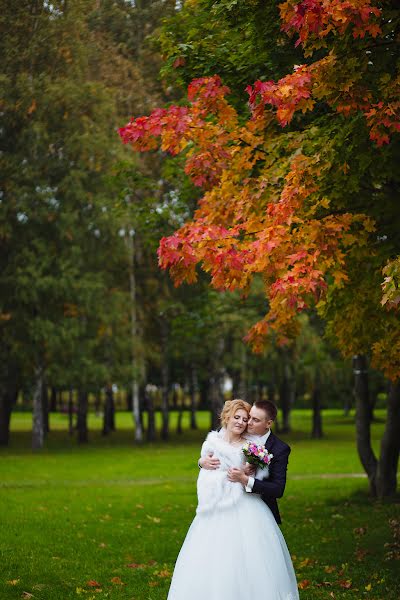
[226,409,249,435]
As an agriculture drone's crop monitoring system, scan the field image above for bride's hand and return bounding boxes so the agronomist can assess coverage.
[227,467,248,485]
[244,463,256,476]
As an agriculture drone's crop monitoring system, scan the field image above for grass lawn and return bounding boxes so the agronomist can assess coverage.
[1,409,399,600]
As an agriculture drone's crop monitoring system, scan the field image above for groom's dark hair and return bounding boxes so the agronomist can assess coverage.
[253,400,277,422]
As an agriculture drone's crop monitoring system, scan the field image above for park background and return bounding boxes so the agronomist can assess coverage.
[1,1,400,599]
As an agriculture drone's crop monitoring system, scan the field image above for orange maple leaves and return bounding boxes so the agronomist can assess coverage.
[280,0,382,50]
[120,78,371,347]
[119,0,398,351]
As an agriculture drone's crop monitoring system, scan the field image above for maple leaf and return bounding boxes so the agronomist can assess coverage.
[110,577,125,585]
[298,579,311,589]
[87,580,101,587]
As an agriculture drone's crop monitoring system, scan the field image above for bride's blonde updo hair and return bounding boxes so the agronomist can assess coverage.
[220,399,251,428]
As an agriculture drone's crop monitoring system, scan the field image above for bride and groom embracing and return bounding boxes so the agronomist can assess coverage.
[167,399,299,600]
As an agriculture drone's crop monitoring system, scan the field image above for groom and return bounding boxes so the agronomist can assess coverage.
[199,400,291,524]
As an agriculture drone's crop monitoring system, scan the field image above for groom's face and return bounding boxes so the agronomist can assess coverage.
[247,406,273,436]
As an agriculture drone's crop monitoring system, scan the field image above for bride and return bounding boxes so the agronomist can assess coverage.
[167,399,299,600]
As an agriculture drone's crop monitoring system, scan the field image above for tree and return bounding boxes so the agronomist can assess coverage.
[120,1,400,494]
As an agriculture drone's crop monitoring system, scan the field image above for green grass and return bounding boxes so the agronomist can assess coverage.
[1,409,399,600]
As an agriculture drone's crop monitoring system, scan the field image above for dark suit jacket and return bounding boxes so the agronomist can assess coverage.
[251,431,291,525]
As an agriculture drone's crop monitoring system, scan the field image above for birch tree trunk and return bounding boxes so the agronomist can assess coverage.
[127,231,143,442]
[32,364,44,450]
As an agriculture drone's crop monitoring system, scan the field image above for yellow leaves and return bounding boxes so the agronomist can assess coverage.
[324,565,336,573]
[6,579,20,585]
[365,582,372,591]
[332,270,348,288]
[298,557,315,568]
[146,514,161,523]
[297,579,311,589]
[110,576,125,585]
[27,100,37,115]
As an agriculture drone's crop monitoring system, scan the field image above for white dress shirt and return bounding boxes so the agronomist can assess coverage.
[245,429,271,493]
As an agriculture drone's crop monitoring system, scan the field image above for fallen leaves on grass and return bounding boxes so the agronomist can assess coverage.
[298,557,316,568]
[87,581,101,588]
[21,593,33,599]
[354,548,369,561]
[385,518,400,560]
[154,569,171,579]
[338,579,352,588]
[6,579,20,585]
[324,565,336,573]
[146,515,161,523]
[297,579,311,590]
[353,527,367,537]
[110,577,125,585]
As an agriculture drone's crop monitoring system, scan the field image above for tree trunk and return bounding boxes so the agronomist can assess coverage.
[77,389,88,443]
[176,389,184,434]
[279,360,293,433]
[311,373,323,439]
[146,387,156,442]
[189,365,198,430]
[102,385,115,435]
[376,380,400,497]
[237,344,247,399]
[0,381,18,446]
[127,231,143,442]
[353,354,377,495]
[160,319,170,441]
[126,390,133,412]
[32,365,44,450]
[50,387,57,412]
[210,338,225,430]
[95,391,102,416]
[42,382,49,434]
[68,388,74,435]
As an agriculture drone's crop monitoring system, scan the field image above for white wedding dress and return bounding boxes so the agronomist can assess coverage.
[167,431,299,600]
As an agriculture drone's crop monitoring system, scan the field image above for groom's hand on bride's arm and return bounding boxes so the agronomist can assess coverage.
[227,468,248,486]
[244,463,256,476]
[198,454,220,469]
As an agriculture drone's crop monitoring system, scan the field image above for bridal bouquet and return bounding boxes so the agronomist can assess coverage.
[242,441,273,470]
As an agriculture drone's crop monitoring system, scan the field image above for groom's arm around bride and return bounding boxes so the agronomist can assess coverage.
[208,400,291,525]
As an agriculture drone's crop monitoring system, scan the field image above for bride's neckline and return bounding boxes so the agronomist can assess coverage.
[221,435,245,447]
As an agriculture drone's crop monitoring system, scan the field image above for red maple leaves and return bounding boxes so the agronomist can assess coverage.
[280,0,382,49]
[118,1,397,351]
